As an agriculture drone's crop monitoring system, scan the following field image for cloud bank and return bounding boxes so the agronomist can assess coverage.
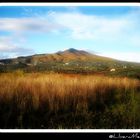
[0,36,33,58]
[0,17,61,34]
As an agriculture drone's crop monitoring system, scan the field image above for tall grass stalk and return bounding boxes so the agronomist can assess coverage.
[0,73,140,128]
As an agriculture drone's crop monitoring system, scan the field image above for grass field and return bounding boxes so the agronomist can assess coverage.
[0,71,140,129]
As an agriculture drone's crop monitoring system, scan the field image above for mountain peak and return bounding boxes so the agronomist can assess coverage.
[56,48,83,55]
[56,48,91,57]
[66,48,78,53]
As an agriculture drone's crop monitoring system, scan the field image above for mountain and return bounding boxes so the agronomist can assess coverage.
[27,48,115,63]
[0,48,140,78]
[0,48,114,64]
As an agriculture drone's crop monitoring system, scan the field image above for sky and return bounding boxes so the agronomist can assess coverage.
[0,6,140,62]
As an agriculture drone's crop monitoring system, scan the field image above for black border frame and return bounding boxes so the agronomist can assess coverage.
[0,1,140,139]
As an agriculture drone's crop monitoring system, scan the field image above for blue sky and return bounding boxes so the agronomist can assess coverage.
[0,6,140,62]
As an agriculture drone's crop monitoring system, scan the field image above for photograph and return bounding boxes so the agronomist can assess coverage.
[0,3,140,130]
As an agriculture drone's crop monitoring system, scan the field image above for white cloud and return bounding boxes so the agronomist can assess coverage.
[0,11,133,40]
[50,12,132,40]
[99,52,140,63]
[0,16,61,58]
[0,36,33,58]
[0,9,139,41]
[0,17,62,34]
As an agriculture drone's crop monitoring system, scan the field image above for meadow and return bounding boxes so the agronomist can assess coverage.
[0,71,140,129]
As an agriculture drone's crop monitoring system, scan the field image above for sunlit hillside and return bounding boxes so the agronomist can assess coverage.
[0,49,140,80]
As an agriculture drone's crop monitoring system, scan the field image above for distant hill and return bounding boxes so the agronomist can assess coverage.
[0,48,117,69]
[0,48,115,64]
[0,48,140,79]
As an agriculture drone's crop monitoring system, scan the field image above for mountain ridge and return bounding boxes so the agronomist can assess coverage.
[0,48,140,78]
[0,48,115,63]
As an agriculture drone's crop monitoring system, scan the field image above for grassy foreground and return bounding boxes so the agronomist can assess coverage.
[0,72,140,129]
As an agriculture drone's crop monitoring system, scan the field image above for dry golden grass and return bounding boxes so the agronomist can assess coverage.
[0,72,140,128]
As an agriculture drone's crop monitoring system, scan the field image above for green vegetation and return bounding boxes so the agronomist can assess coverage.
[0,48,140,80]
